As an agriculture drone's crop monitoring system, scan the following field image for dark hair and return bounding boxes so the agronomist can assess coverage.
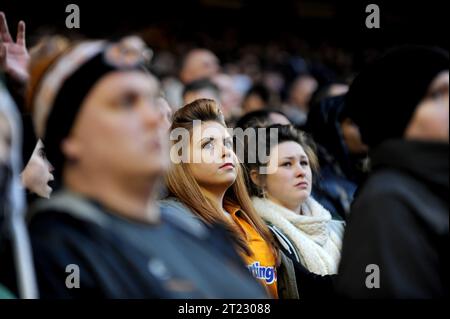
[21,114,38,166]
[239,124,319,198]
[244,84,270,103]
[182,78,219,99]
[235,109,289,130]
[309,82,348,110]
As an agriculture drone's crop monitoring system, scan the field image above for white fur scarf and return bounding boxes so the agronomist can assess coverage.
[253,197,345,275]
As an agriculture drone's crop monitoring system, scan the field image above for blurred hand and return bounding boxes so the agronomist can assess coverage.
[0,12,29,84]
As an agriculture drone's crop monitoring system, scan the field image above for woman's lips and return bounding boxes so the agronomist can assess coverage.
[294,181,308,189]
[219,163,235,170]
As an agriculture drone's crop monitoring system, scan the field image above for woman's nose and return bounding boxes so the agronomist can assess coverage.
[295,163,306,177]
[221,143,232,159]
[47,161,55,172]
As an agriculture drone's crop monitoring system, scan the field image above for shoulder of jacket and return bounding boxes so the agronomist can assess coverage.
[28,190,109,228]
[159,198,209,240]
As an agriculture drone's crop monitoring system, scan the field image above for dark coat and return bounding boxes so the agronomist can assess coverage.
[1,191,268,298]
[269,225,336,299]
[336,140,449,298]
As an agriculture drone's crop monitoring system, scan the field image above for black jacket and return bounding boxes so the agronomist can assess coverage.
[2,190,268,298]
[269,225,336,299]
[336,140,449,298]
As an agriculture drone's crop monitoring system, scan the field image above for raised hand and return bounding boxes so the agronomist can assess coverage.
[0,12,29,83]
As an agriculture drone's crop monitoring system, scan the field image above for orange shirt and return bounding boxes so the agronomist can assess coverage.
[224,202,278,299]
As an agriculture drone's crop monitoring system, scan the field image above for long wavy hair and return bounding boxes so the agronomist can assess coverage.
[165,99,278,259]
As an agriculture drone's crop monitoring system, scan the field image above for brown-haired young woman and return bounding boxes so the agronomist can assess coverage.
[161,98,281,298]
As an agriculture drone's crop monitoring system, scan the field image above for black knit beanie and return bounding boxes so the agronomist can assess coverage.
[345,45,449,147]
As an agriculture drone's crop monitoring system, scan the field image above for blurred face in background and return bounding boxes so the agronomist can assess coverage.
[212,73,242,119]
[180,49,220,83]
[187,121,237,194]
[21,139,54,198]
[405,71,449,143]
[289,75,318,112]
[62,71,169,182]
[242,93,266,114]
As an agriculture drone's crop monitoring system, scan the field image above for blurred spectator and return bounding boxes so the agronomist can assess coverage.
[179,48,220,84]
[0,78,38,299]
[182,78,220,105]
[0,26,56,205]
[337,46,449,298]
[20,139,54,201]
[212,73,243,121]
[152,51,184,110]
[242,84,271,114]
[282,74,318,126]
[235,109,291,129]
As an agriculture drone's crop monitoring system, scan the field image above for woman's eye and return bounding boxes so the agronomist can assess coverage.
[38,149,46,159]
[429,87,448,101]
[120,93,138,107]
[202,141,214,149]
[431,91,445,100]
[301,160,309,166]
[281,162,291,167]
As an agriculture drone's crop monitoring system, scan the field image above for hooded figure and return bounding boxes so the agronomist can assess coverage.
[0,79,38,298]
[337,46,449,298]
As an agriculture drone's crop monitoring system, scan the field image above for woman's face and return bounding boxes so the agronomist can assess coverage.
[187,121,237,193]
[264,141,313,212]
[405,71,449,143]
[21,139,54,198]
[63,71,169,180]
